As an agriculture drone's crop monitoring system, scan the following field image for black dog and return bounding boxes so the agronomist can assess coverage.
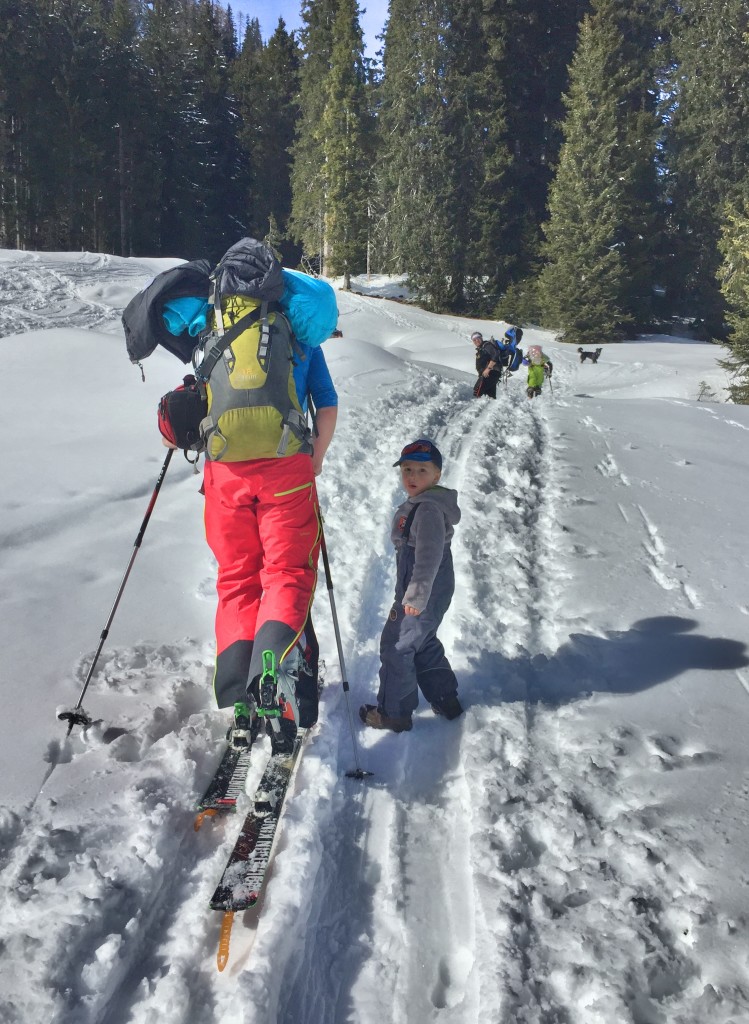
[578,347,602,364]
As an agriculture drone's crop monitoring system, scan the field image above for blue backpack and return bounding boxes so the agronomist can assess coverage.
[498,326,524,371]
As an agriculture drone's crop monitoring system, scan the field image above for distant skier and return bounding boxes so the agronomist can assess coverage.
[471,331,502,398]
[496,326,524,380]
[360,438,464,733]
[523,344,553,399]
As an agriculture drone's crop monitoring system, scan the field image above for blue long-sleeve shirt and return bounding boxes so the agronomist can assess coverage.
[293,345,338,412]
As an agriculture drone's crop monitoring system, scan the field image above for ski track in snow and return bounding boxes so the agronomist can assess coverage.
[2,274,749,1024]
[0,251,146,337]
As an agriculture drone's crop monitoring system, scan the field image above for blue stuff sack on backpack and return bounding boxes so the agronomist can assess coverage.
[280,269,338,348]
[162,296,210,337]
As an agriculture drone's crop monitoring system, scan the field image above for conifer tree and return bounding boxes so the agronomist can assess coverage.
[1,0,264,256]
[717,194,749,403]
[479,0,590,308]
[233,18,301,262]
[34,0,111,248]
[468,2,511,310]
[319,0,372,285]
[184,0,246,259]
[665,0,749,336]
[100,0,145,255]
[539,0,664,343]
[376,0,485,309]
[0,0,54,247]
[439,0,487,308]
[137,0,196,254]
[290,0,338,264]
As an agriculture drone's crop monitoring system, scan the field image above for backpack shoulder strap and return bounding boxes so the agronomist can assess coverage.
[402,504,419,541]
[194,305,265,382]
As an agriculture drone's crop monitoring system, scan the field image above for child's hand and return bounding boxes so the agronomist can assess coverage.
[404,604,421,616]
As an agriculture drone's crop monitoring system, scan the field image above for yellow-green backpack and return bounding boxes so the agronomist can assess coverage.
[193,240,313,462]
[197,293,311,462]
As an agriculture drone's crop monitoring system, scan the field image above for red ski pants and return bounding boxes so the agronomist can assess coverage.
[203,454,321,663]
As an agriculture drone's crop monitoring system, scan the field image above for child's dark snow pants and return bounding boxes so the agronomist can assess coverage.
[377,543,458,719]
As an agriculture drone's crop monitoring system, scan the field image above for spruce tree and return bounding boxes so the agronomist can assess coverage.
[0,0,51,247]
[479,0,591,309]
[319,0,372,285]
[376,0,484,309]
[665,0,749,336]
[184,0,246,259]
[18,0,111,249]
[137,0,197,255]
[717,193,749,403]
[233,18,301,262]
[468,1,512,311]
[539,0,664,343]
[100,0,144,255]
[290,0,338,264]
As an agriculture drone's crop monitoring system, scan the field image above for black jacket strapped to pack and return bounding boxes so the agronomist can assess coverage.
[123,259,212,365]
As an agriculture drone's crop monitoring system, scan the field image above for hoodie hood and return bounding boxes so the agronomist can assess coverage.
[390,484,462,552]
[390,485,461,612]
[409,485,461,527]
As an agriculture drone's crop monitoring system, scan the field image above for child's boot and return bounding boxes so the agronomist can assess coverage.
[359,704,413,733]
[430,694,464,720]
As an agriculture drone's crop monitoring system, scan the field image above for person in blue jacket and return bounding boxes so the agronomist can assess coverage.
[155,241,339,754]
[496,326,524,377]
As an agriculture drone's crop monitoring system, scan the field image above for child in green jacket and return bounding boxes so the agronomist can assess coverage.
[523,345,553,399]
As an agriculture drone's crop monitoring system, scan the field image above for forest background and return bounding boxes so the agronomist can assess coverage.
[2,0,749,393]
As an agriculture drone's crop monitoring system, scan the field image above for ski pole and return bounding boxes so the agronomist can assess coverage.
[58,448,175,735]
[319,527,373,780]
[306,392,371,779]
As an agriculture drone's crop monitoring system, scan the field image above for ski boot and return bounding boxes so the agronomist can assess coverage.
[256,650,299,755]
[296,639,320,728]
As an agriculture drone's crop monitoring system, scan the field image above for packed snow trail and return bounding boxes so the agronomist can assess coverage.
[116,360,528,1023]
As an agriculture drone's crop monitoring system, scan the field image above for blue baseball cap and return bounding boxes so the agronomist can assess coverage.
[393,438,443,469]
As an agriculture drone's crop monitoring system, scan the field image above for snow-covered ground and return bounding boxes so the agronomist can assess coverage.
[1,250,748,1024]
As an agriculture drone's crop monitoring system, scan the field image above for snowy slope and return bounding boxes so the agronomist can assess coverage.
[1,251,748,1024]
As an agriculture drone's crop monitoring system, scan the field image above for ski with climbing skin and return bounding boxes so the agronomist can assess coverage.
[193,702,258,830]
[193,743,254,830]
[211,727,309,971]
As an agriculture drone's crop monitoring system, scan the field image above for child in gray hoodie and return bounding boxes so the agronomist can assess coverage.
[360,438,464,733]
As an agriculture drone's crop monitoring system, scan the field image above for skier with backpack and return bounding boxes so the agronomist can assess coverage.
[471,331,503,398]
[496,326,524,381]
[523,344,553,399]
[122,238,339,754]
